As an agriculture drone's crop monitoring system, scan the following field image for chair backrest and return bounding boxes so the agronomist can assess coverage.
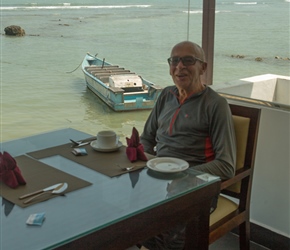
[223,103,261,200]
[209,103,261,249]
[227,115,250,193]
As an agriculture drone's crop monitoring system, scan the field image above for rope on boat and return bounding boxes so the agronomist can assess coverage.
[66,53,99,73]
[66,59,83,73]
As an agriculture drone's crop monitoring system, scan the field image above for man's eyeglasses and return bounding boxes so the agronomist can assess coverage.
[167,56,204,66]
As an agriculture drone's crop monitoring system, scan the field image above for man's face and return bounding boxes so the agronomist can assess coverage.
[169,44,205,89]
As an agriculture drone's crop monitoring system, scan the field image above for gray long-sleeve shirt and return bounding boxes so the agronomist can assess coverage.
[140,85,236,180]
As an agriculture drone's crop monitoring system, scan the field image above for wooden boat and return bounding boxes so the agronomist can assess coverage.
[81,53,162,111]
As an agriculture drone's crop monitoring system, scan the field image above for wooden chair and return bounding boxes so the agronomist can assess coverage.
[209,103,261,250]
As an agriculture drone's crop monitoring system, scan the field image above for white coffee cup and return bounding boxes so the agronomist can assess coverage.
[96,130,118,149]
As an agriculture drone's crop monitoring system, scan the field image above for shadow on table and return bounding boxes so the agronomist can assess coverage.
[2,198,15,216]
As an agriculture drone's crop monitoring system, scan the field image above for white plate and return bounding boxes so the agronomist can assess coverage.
[90,140,122,152]
[146,157,189,173]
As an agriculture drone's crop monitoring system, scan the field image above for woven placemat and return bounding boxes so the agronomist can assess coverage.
[27,139,147,177]
[0,155,92,208]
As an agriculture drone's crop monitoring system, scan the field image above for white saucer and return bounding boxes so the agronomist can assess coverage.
[146,157,189,173]
[90,140,122,152]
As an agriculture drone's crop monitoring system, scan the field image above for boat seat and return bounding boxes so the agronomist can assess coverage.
[94,72,134,79]
[99,65,120,68]
[92,70,131,74]
[85,65,120,70]
[86,68,126,74]
[88,67,126,72]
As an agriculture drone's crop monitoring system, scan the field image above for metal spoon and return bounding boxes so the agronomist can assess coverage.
[116,164,134,171]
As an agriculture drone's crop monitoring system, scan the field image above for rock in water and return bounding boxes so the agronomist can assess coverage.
[4,25,25,36]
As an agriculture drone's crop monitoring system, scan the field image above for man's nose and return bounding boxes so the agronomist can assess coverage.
[176,59,185,68]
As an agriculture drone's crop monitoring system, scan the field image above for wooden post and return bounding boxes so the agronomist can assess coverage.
[202,0,216,85]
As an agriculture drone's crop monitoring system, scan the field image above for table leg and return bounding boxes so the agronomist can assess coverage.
[184,199,211,250]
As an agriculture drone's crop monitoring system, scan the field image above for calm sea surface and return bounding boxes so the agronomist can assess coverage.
[1,0,289,142]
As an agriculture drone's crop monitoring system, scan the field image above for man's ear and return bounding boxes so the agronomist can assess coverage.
[200,62,207,74]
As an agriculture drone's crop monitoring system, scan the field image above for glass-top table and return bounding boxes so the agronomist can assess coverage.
[0,128,220,250]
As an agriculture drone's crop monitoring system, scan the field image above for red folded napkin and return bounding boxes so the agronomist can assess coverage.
[0,151,26,188]
[126,127,147,162]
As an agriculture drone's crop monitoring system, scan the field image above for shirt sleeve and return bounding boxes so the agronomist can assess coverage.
[140,91,163,155]
[193,97,236,180]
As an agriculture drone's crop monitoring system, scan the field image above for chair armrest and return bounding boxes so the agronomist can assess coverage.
[220,167,252,190]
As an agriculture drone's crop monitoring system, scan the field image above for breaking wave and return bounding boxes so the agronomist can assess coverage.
[234,2,257,5]
[183,10,231,14]
[0,4,151,11]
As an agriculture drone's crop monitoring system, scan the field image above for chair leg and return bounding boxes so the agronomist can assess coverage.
[239,220,250,250]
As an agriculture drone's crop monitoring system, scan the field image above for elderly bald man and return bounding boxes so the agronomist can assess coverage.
[139,41,236,250]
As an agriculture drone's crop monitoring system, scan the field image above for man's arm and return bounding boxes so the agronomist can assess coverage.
[194,98,236,180]
[140,108,158,155]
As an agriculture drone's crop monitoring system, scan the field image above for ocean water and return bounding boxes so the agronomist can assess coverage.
[1,0,289,142]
